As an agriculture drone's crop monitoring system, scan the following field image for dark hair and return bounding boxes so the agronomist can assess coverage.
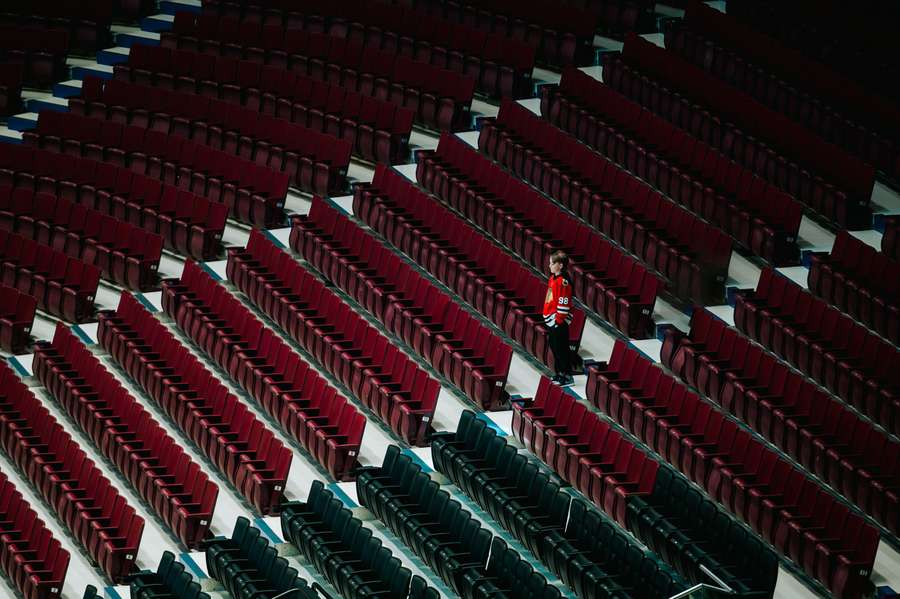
[550,250,569,269]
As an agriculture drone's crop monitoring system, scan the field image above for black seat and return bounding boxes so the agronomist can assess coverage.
[204,517,317,599]
[282,480,439,599]
[130,551,209,599]
[433,410,688,599]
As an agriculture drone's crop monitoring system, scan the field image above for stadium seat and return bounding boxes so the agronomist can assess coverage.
[538,73,802,265]
[472,105,734,303]
[433,410,688,599]
[661,309,900,535]
[192,2,537,99]
[0,468,70,599]
[282,480,439,599]
[291,197,513,410]
[733,268,900,435]
[0,63,23,117]
[228,228,438,446]
[33,323,219,548]
[205,517,317,599]
[666,1,900,184]
[808,230,899,344]
[356,445,560,598]
[0,229,100,322]
[513,377,779,595]
[97,291,293,512]
[354,164,586,367]
[419,133,682,316]
[0,0,113,54]
[0,360,144,582]
[587,340,879,598]
[0,282,35,352]
[0,142,228,261]
[129,551,209,599]
[0,184,163,291]
[24,109,290,230]
[0,26,68,88]
[116,45,416,164]
[726,0,900,129]
[162,12,477,131]
[411,0,597,67]
[602,34,875,230]
[70,77,351,200]
[161,260,365,480]
[884,216,900,261]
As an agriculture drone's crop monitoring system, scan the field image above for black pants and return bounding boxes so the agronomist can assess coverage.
[549,322,572,376]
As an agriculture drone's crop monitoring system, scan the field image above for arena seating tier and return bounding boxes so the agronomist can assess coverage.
[0,1,898,598]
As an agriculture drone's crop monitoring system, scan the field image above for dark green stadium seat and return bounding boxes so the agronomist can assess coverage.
[433,411,688,599]
[357,445,560,599]
[625,465,778,597]
[281,480,440,599]
[204,517,317,599]
[130,551,209,599]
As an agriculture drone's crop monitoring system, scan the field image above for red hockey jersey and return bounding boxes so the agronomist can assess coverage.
[543,273,572,327]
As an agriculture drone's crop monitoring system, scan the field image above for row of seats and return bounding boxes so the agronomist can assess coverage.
[281,480,438,599]
[725,0,900,110]
[540,69,803,265]
[511,376,659,526]
[25,108,289,229]
[0,143,228,261]
[206,0,646,33]
[666,2,900,183]
[129,552,208,599]
[96,291,293,513]
[0,468,69,599]
[354,164,586,368]
[291,197,513,410]
[227,229,439,446]
[603,34,876,230]
[357,445,560,598]
[0,25,68,88]
[661,308,900,535]
[32,323,219,547]
[0,186,163,291]
[161,260,364,481]
[0,360,144,582]
[72,77,351,200]
[586,340,878,598]
[163,13,477,132]
[412,0,597,67]
[205,517,317,599]
[0,0,113,54]
[118,44,415,165]
[477,102,735,304]
[433,410,688,599]
[734,268,900,434]
[808,231,899,344]
[418,133,674,320]
[510,377,777,596]
[0,229,100,322]
[197,0,537,99]
[0,283,34,352]
[0,63,23,117]
[556,0,649,32]
[885,216,900,261]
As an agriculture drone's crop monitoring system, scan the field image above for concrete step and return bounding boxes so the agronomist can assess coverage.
[52,79,83,99]
[96,46,131,66]
[141,13,174,32]
[111,25,161,48]
[66,57,114,80]
[6,112,38,131]
[159,0,201,15]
